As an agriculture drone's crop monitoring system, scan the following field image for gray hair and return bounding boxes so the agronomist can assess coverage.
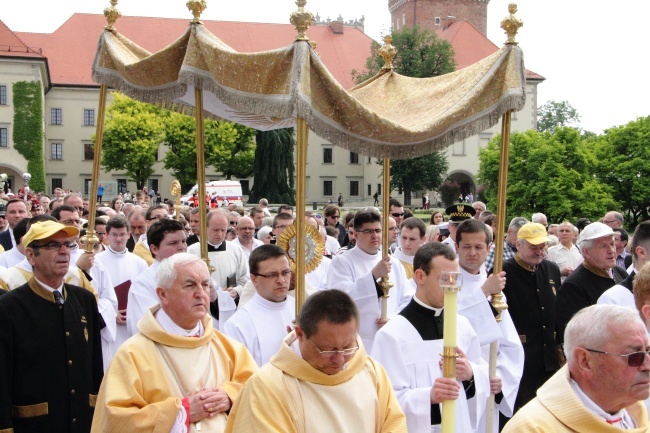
[206,209,229,225]
[509,217,529,230]
[156,253,207,290]
[531,213,547,224]
[564,304,644,362]
[256,226,273,241]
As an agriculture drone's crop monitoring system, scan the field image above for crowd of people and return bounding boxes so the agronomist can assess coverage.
[0,188,649,433]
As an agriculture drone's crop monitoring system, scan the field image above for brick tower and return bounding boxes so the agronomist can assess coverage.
[388,0,490,36]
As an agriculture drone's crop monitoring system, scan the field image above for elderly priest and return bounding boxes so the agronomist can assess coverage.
[225,289,407,433]
[91,253,257,433]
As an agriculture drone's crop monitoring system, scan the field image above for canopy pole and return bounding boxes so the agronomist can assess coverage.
[485,111,512,433]
[295,117,309,315]
[194,87,211,271]
[80,84,108,253]
[379,158,393,319]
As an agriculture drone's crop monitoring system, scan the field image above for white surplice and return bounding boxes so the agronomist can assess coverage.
[223,292,295,366]
[326,246,412,352]
[371,308,489,433]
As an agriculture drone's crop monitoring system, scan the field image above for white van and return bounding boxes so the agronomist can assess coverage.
[181,181,244,207]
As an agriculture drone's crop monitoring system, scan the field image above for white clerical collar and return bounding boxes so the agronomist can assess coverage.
[413,294,443,316]
[208,241,223,249]
[155,307,203,337]
[354,246,380,259]
[570,379,636,428]
[34,276,64,296]
[107,246,128,255]
[252,291,289,309]
[459,265,485,281]
[393,247,414,264]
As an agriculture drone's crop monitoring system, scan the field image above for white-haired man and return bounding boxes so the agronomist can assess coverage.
[548,221,583,282]
[503,304,650,431]
[531,212,548,228]
[91,253,257,433]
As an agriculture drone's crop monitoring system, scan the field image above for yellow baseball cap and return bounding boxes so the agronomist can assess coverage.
[517,222,550,245]
[22,220,79,248]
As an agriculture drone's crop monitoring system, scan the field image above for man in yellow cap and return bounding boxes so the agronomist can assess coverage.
[500,222,562,420]
[0,220,104,433]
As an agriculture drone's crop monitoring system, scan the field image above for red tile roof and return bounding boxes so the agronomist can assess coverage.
[14,13,373,90]
[0,19,45,59]
[437,20,544,80]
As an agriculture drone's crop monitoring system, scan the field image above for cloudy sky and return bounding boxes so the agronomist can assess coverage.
[4,0,649,134]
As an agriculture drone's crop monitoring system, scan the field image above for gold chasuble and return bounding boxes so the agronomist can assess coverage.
[225,332,406,433]
[91,306,257,433]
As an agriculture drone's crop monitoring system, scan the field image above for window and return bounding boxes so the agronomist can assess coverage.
[0,85,6,105]
[0,128,7,148]
[367,184,372,195]
[434,17,441,25]
[367,156,371,164]
[51,108,62,125]
[84,142,94,160]
[240,179,250,195]
[148,179,159,194]
[323,148,333,164]
[51,142,62,160]
[349,152,359,164]
[323,180,333,196]
[377,183,381,195]
[452,140,466,156]
[350,181,359,197]
[84,179,92,196]
[51,178,63,193]
[117,179,127,194]
[83,109,95,126]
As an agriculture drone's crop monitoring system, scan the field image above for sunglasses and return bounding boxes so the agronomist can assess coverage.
[391,212,404,217]
[585,348,650,367]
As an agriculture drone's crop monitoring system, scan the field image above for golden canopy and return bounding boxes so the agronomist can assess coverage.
[92,22,525,159]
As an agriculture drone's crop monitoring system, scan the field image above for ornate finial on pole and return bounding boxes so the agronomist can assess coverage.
[170,180,183,221]
[379,34,397,70]
[500,3,523,45]
[104,0,121,31]
[290,0,314,41]
[187,0,208,24]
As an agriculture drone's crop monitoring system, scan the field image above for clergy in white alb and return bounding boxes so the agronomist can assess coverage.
[503,304,650,433]
[372,242,489,433]
[91,253,257,433]
[224,245,295,366]
[225,289,407,433]
[188,210,249,309]
[392,217,427,280]
[96,217,148,355]
[326,208,411,352]
[455,219,524,431]
[0,215,27,268]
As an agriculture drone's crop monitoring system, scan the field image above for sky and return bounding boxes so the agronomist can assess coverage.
[3,0,649,134]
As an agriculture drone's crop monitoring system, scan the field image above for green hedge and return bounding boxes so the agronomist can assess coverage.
[13,81,45,192]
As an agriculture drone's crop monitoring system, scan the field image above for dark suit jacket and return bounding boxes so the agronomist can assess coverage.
[126,236,136,253]
[0,230,13,251]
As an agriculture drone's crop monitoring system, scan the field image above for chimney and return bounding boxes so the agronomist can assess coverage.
[330,14,344,34]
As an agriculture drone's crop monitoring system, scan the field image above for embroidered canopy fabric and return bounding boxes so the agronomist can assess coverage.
[92,23,526,159]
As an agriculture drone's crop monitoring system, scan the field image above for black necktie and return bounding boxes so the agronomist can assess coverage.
[53,290,64,304]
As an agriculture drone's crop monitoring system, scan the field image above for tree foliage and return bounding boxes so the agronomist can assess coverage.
[594,116,650,226]
[162,112,256,191]
[477,127,616,223]
[101,93,256,191]
[353,26,456,83]
[537,100,581,133]
[12,81,45,192]
[388,153,449,206]
[248,129,295,205]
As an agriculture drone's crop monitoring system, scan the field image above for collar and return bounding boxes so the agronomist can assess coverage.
[207,241,226,252]
[106,246,128,255]
[583,260,614,279]
[28,277,65,303]
[393,247,414,264]
[514,253,535,272]
[251,291,290,309]
[570,379,635,427]
[413,294,443,316]
[138,305,213,348]
[155,307,203,337]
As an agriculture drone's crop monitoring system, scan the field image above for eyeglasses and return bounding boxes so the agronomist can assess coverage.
[585,348,650,367]
[96,232,106,237]
[252,269,292,279]
[0,215,5,219]
[603,220,618,224]
[309,339,359,358]
[391,212,405,217]
[60,219,81,226]
[328,215,340,219]
[229,221,237,225]
[238,227,255,231]
[32,241,76,251]
[358,228,382,235]
[388,227,398,232]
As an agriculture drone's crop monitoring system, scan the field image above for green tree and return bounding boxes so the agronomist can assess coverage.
[12,81,45,192]
[477,127,616,222]
[100,93,163,190]
[537,100,581,133]
[387,154,449,206]
[594,116,650,226]
[352,26,456,83]
[162,112,256,191]
[249,129,295,205]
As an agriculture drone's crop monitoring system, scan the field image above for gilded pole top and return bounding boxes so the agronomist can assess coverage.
[290,0,314,41]
[187,0,208,24]
[103,0,121,31]
[500,3,523,45]
[379,34,398,70]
